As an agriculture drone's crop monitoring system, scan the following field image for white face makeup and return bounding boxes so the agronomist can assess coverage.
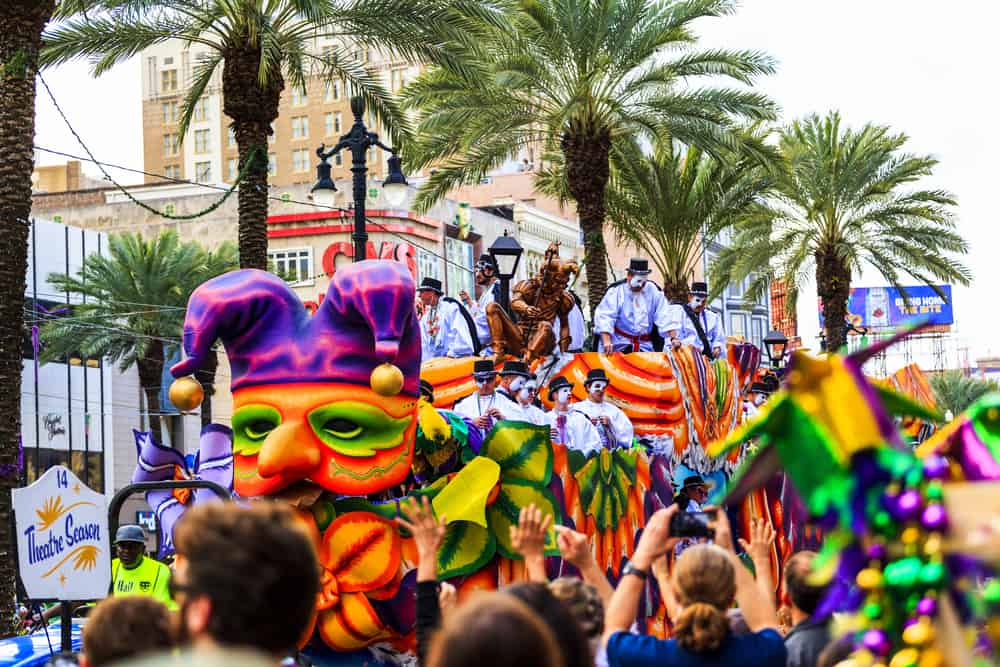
[690,296,706,308]
[554,387,572,404]
[753,393,767,406]
[588,380,608,396]
[508,376,526,392]
[518,383,537,403]
[629,276,647,290]
[474,375,495,389]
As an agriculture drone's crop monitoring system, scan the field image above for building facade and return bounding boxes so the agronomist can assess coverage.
[139,39,421,189]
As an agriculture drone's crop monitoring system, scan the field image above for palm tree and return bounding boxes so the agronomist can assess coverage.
[40,232,232,444]
[0,0,58,636]
[404,0,777,314]
[930,370,998,418]
[711,111,972,352]
[605,134,778,302]
[41,0,504,269]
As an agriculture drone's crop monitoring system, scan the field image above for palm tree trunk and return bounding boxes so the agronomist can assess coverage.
[561,124,611,318]
[816,249,851,352]
[136,341,166,445]
[0,0,55,636]
[663,281,689,304]
[222,46,282,271]
[195,348,219,428]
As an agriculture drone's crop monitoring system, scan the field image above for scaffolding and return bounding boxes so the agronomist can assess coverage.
[848,329,967,378]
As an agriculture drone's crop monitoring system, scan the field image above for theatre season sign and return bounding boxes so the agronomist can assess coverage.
[13,465,110,600]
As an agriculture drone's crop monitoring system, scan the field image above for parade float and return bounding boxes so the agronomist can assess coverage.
[140,259,991,664]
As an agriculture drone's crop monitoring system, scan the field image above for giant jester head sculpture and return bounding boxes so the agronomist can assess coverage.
[170,261,420,497]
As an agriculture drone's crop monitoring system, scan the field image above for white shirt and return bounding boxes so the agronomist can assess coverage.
[544,408,603,456]
[420,298,475,361]
[675,306,726,355]
[573,399,635,450]
[452,391,519,436]
[593,282,680,352]
[505,401,549,426]
[551,298,586,352]
[468,281,498,347]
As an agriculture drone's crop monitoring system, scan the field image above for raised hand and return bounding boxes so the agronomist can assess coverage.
[632,505,679,570]
[510,504,552,582]
[738,517,775,565]
[554,525,591,567]
[397,495,447,581]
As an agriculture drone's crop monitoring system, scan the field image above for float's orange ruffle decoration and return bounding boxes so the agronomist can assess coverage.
[315,512,401,651]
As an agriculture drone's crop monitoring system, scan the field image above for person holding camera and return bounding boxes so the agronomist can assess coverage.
[602,506,785,667]
[672,475,711,559]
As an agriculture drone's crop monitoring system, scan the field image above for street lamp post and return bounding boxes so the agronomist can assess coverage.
[763,329,789,369]
[488,231,523,316]
[311,96,408,262]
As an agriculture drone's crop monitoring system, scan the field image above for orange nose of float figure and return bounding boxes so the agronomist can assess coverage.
[257,420,322,478]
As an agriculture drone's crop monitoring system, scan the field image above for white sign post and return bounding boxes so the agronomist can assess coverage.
[13,465,111,601]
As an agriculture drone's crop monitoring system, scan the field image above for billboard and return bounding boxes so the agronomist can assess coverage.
[819,285,954,330]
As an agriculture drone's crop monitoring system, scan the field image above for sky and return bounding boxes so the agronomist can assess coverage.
[33,0,999,362]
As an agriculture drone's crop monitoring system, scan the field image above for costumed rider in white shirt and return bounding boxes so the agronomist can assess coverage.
[496,360,531,402]
[417,277,477,362]
[672,474,711,558]
[743,380,771,420]
[460,255,500,355]
[506,373,548,425]
[544,376,602,456]
[573,369,635,450]
[452,359,518,437]
[594,258,679,354]
[667,281,726,359]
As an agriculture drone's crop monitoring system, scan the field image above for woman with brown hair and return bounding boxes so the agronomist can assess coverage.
[427,591,565,667]
[602,505,786,667]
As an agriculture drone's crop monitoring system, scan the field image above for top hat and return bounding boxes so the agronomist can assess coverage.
[627,258,651,275]
[499,360,531,378]
[170,263,420,396]
[749,381,770,395]
[680,474,708,490]
[583,368,610,387]
[419,379,435,402]
[547,376,574,401]
[473,359,498,377]
[418,277,444,295]
[690,281,709,297]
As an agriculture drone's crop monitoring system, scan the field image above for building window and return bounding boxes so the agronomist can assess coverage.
[268,248,314,284]
[268,122,276,144]
[324,113,334,136]
[751,316,766,350]
[195,161,212,183]
[445,238,474,300]
[291,86,308,106]
[729,312,747,341]
[268,152,277,176]
[194,129,211,153]
[291,115,309,139]
[227,127,236,147]
[417,248,441,284]
[161,101,178,124]
[325,80,342,102]
[162,133,179,156]
[193,97,209,122]
[160,69,178,93]
[334,152,342,167]
[227,157,238,182]
[163,164,181,180]
[335,112,342,133]
[292,148,310,173]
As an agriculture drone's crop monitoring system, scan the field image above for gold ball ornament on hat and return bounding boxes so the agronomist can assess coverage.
[371,363,404,397]
[168,376,204,412]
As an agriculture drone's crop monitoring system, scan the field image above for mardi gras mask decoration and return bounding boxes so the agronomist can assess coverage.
[588,381,608,394]
[555,387,572,405]
[508,377,526,392]
[691,296,706,308]
[169,262,420,498]
[628,276,646,290]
